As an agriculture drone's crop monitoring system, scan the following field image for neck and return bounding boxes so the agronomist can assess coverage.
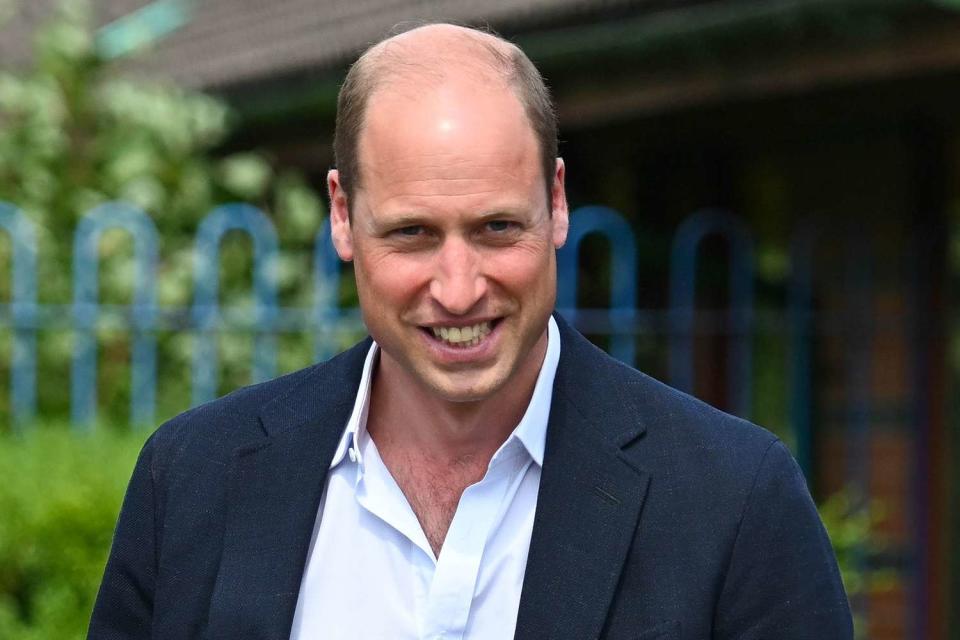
[368,330,548,465]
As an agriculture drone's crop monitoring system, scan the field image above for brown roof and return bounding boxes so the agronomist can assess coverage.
[0,0,677,89]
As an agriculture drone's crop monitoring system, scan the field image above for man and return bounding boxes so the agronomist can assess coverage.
[90,24,852,640]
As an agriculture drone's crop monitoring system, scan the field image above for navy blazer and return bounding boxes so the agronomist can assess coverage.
[89,316,852,639]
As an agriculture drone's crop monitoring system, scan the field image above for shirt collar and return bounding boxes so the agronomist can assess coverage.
[329,315,561,470]
[328,340,378,469]
[506,315,560,466]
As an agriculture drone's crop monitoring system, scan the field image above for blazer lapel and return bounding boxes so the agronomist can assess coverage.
[207,341,370,639]
[514,321,651,640]
[206,321,648,639]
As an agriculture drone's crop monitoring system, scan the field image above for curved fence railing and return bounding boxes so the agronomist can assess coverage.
[669,208,755,419]
[71,202,159,427]
[0,198,926,638]
[0,200,834,467]
[191,203,280,406]
[557,205,638,365]
[0,200,815,443]
[0,202,36,429]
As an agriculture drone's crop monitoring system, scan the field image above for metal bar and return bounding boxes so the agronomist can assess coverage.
[70,203,159,428]
[0,301,911,335]
[557,205,638,365]
[669,208,755,418]
[191,203,279,407]
[313,218,343,361]
[0,202,37,428]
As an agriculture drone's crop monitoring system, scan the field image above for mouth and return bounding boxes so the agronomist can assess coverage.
[421,319,501,348]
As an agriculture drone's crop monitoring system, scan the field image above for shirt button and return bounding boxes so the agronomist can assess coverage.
[348,447,358,463]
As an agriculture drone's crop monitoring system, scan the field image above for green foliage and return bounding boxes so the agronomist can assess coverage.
[0,424,147,639]
[818,490,897,596]
[0,0,327,425]
[818,490,898,638]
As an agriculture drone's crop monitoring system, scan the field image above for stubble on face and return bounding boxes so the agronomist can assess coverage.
[332,25,567,421]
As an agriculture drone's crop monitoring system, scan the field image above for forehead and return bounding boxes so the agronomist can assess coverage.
[355,78,542,214]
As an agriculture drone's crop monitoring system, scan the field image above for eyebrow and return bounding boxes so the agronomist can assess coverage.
[367,208,530,232]
[476,208,528,221]
[365,213,429,233]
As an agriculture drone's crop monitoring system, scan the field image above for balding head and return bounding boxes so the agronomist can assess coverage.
[363,24,517,85]
[333,24,558,210]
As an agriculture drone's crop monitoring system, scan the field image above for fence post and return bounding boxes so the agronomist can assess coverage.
[192,204,279,407]
[0,202,37,428]
[71,203,159,428]
[313,218,342,361]
[669,209,755,418]
[557,206,638,364]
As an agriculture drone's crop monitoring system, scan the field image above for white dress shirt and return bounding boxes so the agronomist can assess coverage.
[290,317,561,640]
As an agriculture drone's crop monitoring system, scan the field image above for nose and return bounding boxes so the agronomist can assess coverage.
[429,236,487,315]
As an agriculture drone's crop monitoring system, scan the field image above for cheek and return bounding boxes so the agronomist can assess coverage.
[483,244,555,290]
[355,250,431,303]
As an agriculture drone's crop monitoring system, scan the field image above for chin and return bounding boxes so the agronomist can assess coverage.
[423,370,508,404]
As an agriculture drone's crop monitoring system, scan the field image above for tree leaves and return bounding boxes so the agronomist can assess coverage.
[0,0,326,423]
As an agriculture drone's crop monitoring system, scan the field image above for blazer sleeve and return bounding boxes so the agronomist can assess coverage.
[87,434,160,639]
[713,440,853,640]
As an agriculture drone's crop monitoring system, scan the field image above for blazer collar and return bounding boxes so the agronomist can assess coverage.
[209,317,651,640]
[207,339,371,639]
[257,337,372,439]
[514,314,651,640]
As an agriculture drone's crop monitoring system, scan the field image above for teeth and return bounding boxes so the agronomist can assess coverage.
[430,321,492,346]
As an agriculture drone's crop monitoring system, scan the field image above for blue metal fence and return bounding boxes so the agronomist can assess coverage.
[0,198,929,634]
[0,202,36,426]
[669,209,755,419]
[71,202,159,427]
[557,205,638,365]
[0,199,802,443]
[191,203,280,407]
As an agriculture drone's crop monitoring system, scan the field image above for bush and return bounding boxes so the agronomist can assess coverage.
[0,424,147,639]
[817,490,898,638]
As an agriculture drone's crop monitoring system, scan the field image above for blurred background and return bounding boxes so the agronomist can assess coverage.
[0,0,957,638]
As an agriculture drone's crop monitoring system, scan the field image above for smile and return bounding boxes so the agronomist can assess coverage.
[427,321,494,347]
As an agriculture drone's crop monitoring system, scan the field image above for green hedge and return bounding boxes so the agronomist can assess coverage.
[0,425,147,640]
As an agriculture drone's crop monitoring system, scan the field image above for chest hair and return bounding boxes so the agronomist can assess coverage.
[384,449,488,557]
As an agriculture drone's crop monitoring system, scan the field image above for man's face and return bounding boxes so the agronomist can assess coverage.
[329,77,568,404]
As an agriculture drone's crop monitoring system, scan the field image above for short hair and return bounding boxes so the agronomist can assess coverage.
[333,24,558,210]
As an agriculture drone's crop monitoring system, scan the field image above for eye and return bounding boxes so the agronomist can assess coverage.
[396,225,424,237]
[486,220,514,232]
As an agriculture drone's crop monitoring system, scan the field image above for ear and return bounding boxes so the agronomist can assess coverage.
[327,169,354,262]
[550,158,569,249]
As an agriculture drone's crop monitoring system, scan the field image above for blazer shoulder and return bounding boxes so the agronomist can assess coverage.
[145,337,371,473]
[631,367,778,455]
[556,320,782,488]
[558,321,777,450]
